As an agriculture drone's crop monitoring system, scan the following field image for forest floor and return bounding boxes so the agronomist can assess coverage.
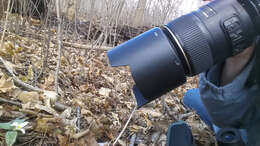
[0,15,215,146]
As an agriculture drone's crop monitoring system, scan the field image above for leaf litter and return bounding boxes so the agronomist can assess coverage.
[0,15,216,146]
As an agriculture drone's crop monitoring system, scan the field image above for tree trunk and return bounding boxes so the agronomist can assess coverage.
[133,0,147,27]
[0,0,9,19]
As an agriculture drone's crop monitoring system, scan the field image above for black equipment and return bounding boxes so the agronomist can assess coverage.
[166,121,246,146]
[167,121,194,146]
[216,128,246,146]
[107,0,260,108]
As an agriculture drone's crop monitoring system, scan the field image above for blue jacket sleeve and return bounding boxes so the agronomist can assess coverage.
[199,58,258,128]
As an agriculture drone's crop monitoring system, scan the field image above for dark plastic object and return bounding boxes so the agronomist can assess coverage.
[167,121,194,146]
[216,128,245,146]
[108,27,186,108]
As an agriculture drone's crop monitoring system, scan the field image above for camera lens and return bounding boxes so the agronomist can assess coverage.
[107,0,260,108]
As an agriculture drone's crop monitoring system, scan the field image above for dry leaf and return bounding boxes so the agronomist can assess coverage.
[35,118,59,133]
[138,108,163,118]
[98,88,111,97]
[19,66,34,82]
[17,91,40,104]
[44,74,55,87]
[42,90,58,106]
[57,135,69,146]
[3,41,15,57]
[118,140,127,146]
[129,125,145,133]
[0,76,15,93]
[60,108,72,119]
[81,109,93,116]
[79,84,89,92]
[9,88,22,98]
[86,135,99,146]
[77,132,99,146]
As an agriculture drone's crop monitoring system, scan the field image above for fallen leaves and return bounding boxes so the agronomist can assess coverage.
[0,76,15,93]
[0,19,214,146]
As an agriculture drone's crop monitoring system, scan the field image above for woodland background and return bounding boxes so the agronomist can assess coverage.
[0,0,215,146]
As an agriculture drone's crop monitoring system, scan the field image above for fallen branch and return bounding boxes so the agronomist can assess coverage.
[63,42,111,51]
[0,110,25,119]
[73,129,90,139]
[0,97,22,107]
[5,31,111,51]
[19,109,53,118]
[0,56,69,112]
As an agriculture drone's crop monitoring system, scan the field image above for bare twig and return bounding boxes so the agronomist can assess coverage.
[55,0,63,94]
[0,110,25,119]
[76,106,81,133]
[19,109,53,118]
[0,97,22,107]
[73,129,90,139]
[73,119,95,139]
[178,112,193,120]
[113,105,137,146]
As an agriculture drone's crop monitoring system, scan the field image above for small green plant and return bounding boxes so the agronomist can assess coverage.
[0,119,29,146]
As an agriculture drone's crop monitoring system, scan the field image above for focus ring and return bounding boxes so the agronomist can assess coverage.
[167,14,213,75]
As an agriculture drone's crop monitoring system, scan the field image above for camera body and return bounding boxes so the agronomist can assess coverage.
[108,0,260,108]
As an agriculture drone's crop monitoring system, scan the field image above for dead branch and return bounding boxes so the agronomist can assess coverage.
[73,129,90,139]
[0,110,25,119]
[0,56,68,112]
[0,97,22,107]
[63,41,111,51]
[19,109,53,118]
[0,56,44,92]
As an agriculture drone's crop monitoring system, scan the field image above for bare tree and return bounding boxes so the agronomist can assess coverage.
[55,0,63,94]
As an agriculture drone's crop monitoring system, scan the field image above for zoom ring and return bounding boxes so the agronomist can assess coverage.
[167,14,213,75]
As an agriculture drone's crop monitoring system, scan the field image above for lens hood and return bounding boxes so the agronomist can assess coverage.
[107,27,186,108]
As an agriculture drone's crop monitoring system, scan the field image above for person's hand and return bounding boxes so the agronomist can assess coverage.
[220,45,255,86]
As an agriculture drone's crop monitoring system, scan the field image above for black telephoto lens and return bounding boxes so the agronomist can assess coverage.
[107,0,260,108]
